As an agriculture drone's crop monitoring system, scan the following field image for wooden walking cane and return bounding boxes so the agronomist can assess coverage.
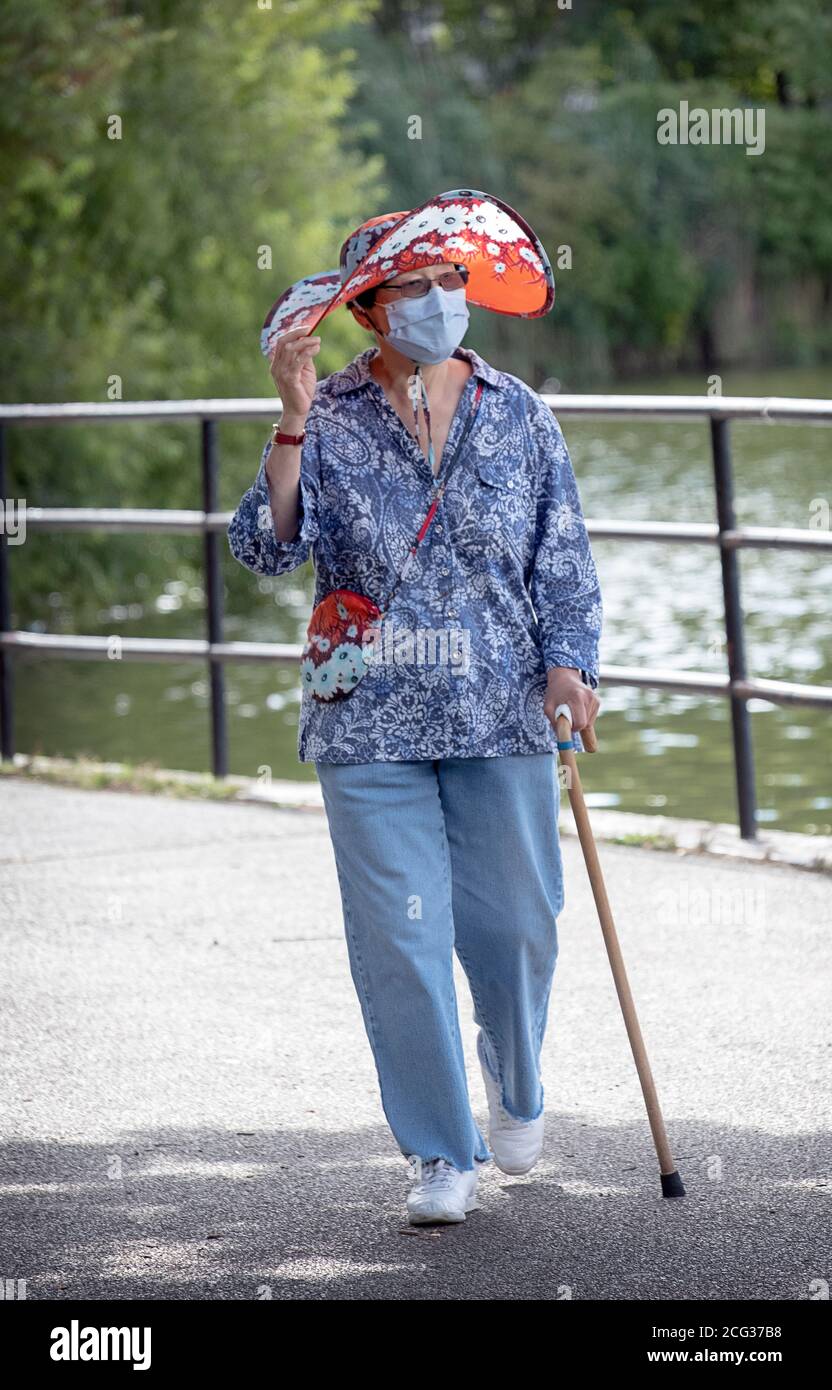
[554,703,686,1199]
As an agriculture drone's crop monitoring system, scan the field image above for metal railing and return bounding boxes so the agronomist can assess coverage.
[1,393,831,842]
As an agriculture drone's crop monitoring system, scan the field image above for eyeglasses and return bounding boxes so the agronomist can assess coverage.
[374,265,469,301]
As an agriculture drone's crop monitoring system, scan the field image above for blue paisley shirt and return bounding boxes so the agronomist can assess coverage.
[227,345,602,764]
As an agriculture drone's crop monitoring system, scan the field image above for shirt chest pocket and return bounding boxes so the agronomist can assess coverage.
[454,453,531,558]
[474,456,519,493]
[472,455,532,524]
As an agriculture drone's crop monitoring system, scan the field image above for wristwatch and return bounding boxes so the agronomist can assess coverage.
[271,422,306,446]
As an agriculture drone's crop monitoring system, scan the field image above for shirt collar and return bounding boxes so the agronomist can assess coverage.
[327,345,505,396]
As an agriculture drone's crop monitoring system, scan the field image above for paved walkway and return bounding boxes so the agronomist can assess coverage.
[0,778,829,1300]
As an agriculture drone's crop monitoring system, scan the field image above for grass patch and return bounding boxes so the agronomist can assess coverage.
[610,832,678,852]
[0,755,243,801]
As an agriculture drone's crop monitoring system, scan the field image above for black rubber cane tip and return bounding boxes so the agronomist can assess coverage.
[661,1170,686,1199]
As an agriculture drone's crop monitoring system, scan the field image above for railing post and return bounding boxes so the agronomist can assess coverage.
[710,417,757,840]
[202,418,227,778]
[0,423,15,761]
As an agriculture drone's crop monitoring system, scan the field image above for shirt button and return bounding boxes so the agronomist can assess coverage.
[435,523,443,533]
[439,566,450,575]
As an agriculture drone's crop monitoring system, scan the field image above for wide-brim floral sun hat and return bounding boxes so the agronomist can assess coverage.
[260,187,555,358]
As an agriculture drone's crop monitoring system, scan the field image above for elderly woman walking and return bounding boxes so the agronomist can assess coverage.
[228,189,602,1226]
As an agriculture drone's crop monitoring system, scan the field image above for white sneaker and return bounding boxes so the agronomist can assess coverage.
[477,1030,545,1176]
[406,1158,480,1225]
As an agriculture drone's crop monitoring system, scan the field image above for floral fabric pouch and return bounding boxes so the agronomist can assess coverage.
[301,590,382,702]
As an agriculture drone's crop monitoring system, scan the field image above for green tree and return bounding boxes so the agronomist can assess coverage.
[1,0,382,622]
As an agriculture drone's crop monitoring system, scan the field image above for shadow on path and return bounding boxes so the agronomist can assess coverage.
[1,1115,828,1301]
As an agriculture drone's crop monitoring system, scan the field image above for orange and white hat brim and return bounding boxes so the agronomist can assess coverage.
[261,188,555,358]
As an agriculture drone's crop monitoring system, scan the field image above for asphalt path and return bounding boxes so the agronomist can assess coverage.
[1,779,829,1300]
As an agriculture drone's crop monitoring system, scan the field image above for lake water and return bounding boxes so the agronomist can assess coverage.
[12,366,831,834]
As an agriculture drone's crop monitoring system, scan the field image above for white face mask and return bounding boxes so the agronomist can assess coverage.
[381,284,470,364]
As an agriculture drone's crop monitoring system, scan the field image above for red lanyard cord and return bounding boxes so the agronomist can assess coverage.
[378,378,484,619]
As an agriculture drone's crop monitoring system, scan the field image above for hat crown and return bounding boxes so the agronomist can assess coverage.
[339,212,408,284]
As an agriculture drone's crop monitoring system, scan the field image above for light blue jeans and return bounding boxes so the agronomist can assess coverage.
[316,753,564,1173]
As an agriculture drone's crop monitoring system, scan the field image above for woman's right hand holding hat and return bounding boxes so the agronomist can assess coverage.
[269,327,321,431]
[265,327,320,543]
